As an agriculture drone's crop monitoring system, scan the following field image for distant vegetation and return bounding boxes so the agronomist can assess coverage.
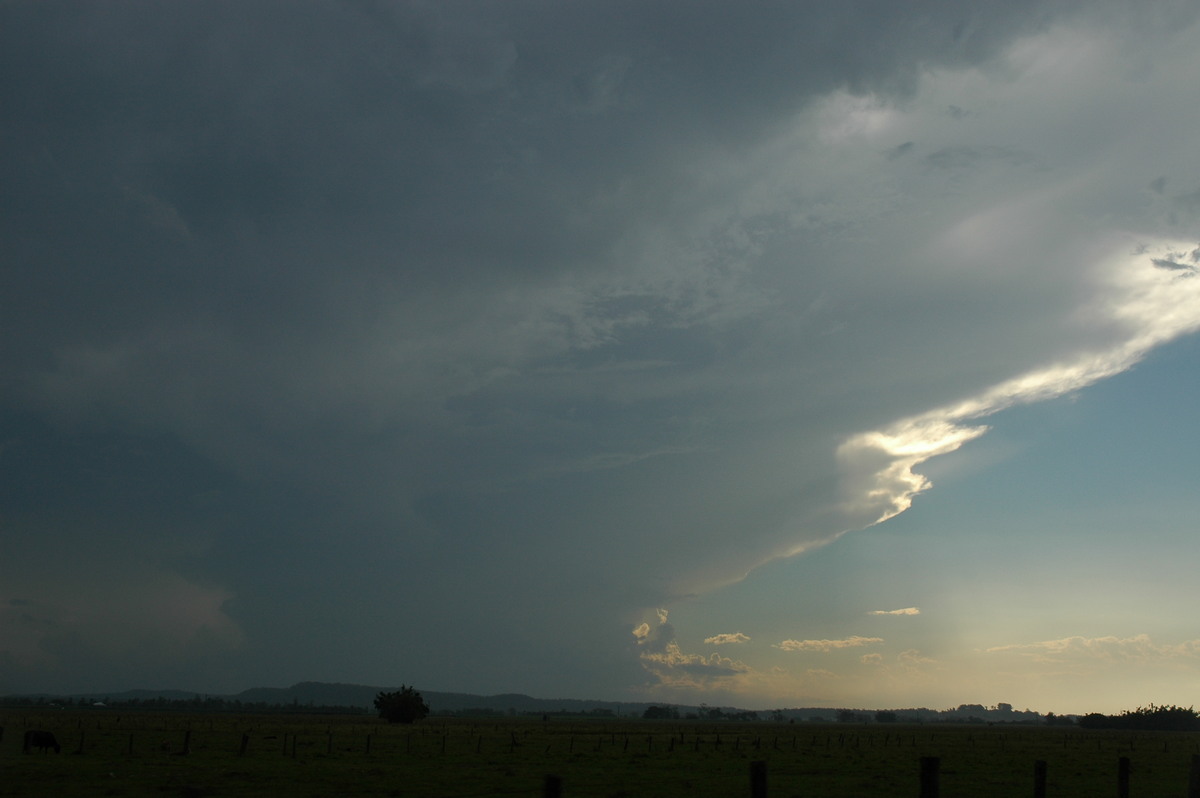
[1078,704,1200,732]
[636,703,1053,725]
[373,686,430,724]
[0,690,1067,724]
[10,682,1199,731]
[0,693,369,715]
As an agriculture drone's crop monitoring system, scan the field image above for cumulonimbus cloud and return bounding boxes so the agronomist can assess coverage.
[7,1,1200,704]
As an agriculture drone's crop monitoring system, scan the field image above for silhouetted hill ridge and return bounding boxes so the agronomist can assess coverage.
[3,682,1064,722]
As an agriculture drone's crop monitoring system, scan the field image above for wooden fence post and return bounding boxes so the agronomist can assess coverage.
[919,756,940,798]
[1034,759,1047,798]
[239,734,250,756]
[1117,756,1130,798]
[543,775,562,798]
[750,760,767,798]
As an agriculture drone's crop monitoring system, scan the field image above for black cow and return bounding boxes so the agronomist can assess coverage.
[23,729,61,754]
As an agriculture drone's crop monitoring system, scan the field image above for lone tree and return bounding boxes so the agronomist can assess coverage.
[374,685,430,724]
[642,705,679,720]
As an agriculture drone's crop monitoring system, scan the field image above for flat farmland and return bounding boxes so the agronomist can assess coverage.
[5,711,1200,797]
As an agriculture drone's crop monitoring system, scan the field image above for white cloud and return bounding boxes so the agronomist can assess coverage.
[897,649,937,667]
[704,632,751,645]
[836,239,1200,535]
[776,636,884,653]
[987,634,1200,664]
[639,642,752,692]
[869,607,921,616]
[641,642,750,674]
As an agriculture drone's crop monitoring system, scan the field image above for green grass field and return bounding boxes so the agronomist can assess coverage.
[5,711,1200,797]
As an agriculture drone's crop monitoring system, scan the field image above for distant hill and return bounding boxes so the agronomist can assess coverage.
[2,682,1063,724]
[232,681,378,707]
[6,681,752,717]
[233,683,683,717]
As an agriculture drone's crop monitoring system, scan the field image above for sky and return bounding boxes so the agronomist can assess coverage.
[3,1,1200,715]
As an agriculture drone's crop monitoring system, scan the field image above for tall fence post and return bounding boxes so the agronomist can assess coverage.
[1189,754,1200,798]
[543,775,562,798]
[919,756,940,798]
[1034,759,1047,798]
[1117,756,1130,798]
[750,760,767,798]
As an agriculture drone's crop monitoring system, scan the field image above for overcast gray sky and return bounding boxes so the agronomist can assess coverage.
[5,1,1200,713]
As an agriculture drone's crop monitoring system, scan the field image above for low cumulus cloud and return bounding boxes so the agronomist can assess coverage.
[640,644,751,680]
[897,649,937,667]
[861,649,936,669]
[987,634,1200,664]
[704,632,751,645]
[869,607,921,616]
[635,612,751,692]
[776,636,884,653]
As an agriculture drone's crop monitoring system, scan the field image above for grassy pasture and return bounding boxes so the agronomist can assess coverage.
[5,711,1200,797]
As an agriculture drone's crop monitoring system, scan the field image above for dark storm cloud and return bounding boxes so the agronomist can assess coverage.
[1,0,1054,501]
[3,0,1199,697]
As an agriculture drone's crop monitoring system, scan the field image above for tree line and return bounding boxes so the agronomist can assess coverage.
[1078,704,1200,732]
